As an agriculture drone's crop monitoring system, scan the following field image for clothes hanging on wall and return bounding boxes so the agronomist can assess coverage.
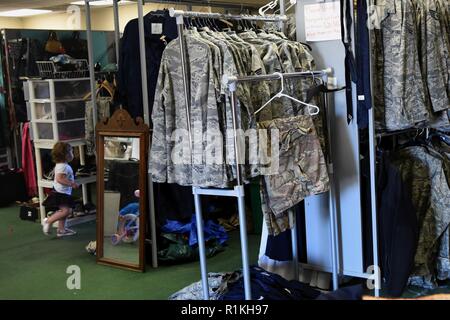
[372,0,450,132]
[118,9,178,119]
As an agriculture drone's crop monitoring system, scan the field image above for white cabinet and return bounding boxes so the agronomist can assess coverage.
[27,78,96,227]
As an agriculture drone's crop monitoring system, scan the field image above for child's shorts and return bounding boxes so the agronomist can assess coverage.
[42,191,76,210]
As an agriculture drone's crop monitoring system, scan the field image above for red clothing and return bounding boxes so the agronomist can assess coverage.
[21,122,37,197]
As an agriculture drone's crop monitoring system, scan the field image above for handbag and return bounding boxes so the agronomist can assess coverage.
[45,31,65,54]
[19,203,39,222]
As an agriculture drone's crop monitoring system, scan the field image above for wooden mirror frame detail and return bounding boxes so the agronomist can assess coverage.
[96,109,149,272]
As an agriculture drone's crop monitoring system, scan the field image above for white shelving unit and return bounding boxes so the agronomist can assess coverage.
[27,78,96,227]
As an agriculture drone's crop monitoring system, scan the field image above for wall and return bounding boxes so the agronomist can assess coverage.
[17,3,220,32]
[0,17,23,29]
[296,0,365,278]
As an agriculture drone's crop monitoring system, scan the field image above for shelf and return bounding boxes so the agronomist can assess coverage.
[39,175,97,188]
[29,98,88,103]
[33,118,85,124]
[34,139,87,149]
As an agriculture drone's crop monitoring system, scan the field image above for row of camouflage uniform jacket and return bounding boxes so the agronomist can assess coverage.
[149,25,331,236]
[373,0,450,131]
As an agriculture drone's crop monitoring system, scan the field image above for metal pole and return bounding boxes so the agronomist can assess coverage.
[175,13,209,299]
[279,0,286,33]
[290,209,299,280]
[367,0,380,297]
[323,80,340,290]
[85,0,98,126]
[170,8,287,23]
[137,0,158,269]
[113,0,120,64]
[137,0,150,125]
[368,108,380,297]
[193,190,210,300]
[230,84,252,300]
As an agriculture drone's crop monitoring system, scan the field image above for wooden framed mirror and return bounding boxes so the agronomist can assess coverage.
[96,109,148,272]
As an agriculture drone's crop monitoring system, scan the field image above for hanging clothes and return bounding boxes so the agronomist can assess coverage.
[373,0,450,131]
[21,122,37,197]
[150,24,326,189]
[84,97,112,156]
[118,9,178,119]
[379,140,450,290]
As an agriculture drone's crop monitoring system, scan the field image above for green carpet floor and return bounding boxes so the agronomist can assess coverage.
[0,205,260,300]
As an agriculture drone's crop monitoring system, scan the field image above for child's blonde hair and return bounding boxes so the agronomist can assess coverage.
[51,142,72,163]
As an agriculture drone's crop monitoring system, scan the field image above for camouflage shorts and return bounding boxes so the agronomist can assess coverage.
[258,115,330,236]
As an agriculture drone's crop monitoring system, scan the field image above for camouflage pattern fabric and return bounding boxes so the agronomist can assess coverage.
[392,146,450,289]
[416,0,450,113]
[373,0,450,131]
[150,33,229,188]
[258,115,329,236]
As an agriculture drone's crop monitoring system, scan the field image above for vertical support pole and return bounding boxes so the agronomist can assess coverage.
[79,145,88,205]
[230,82,252,300]
[137,0,150,125]
[323,76,340,291]
[85,0,97,127]
[175,12,210,299]
[368,108,380,297]
[113,0,120,64]
[290,209,299,280]
[137,0,158,269]
[193,188,210,300]
[2,30,20,168]
[35,147,46,225]
[279,0,286,33]
[367,0,380,297]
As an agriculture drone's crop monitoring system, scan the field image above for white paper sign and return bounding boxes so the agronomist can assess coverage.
[304,2,341,42]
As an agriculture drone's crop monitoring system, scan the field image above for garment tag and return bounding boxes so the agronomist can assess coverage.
[358,95,365,101]
[151,23,163,35]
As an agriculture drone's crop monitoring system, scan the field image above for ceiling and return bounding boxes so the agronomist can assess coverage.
[0,0,269,12]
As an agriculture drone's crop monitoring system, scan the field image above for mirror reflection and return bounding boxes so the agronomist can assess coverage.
[103,136,140,265]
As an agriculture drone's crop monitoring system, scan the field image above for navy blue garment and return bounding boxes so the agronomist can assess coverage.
[220,266,321,300]
[355,0,373,128]
[220,266,363,300]
[118,10,177,119]
[377,152,418,297]
[265,204,307,262]
[341,0,357,124]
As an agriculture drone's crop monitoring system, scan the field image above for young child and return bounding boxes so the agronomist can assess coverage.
[42,142,79,237]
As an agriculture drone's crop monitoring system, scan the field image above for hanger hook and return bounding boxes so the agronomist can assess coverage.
[273,72,284,94]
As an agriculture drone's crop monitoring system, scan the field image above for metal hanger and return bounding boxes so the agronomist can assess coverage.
[254,72,320,116]
[259,0,278,16]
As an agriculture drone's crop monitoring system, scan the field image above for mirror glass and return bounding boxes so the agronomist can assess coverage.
[102,136,141,266]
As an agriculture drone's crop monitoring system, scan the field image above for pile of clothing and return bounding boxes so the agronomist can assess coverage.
[169,266,363,300]
[157,215,228,263]
[372,0,450,131]
[378,131,450,294]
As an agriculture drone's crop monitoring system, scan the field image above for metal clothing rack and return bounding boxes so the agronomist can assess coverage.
[84,0,158,268]
[170,6,340,300]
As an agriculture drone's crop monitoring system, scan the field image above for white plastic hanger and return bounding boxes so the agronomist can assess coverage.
[274,0,297,14]
[259,0,278,16]
[254,72,320,116]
